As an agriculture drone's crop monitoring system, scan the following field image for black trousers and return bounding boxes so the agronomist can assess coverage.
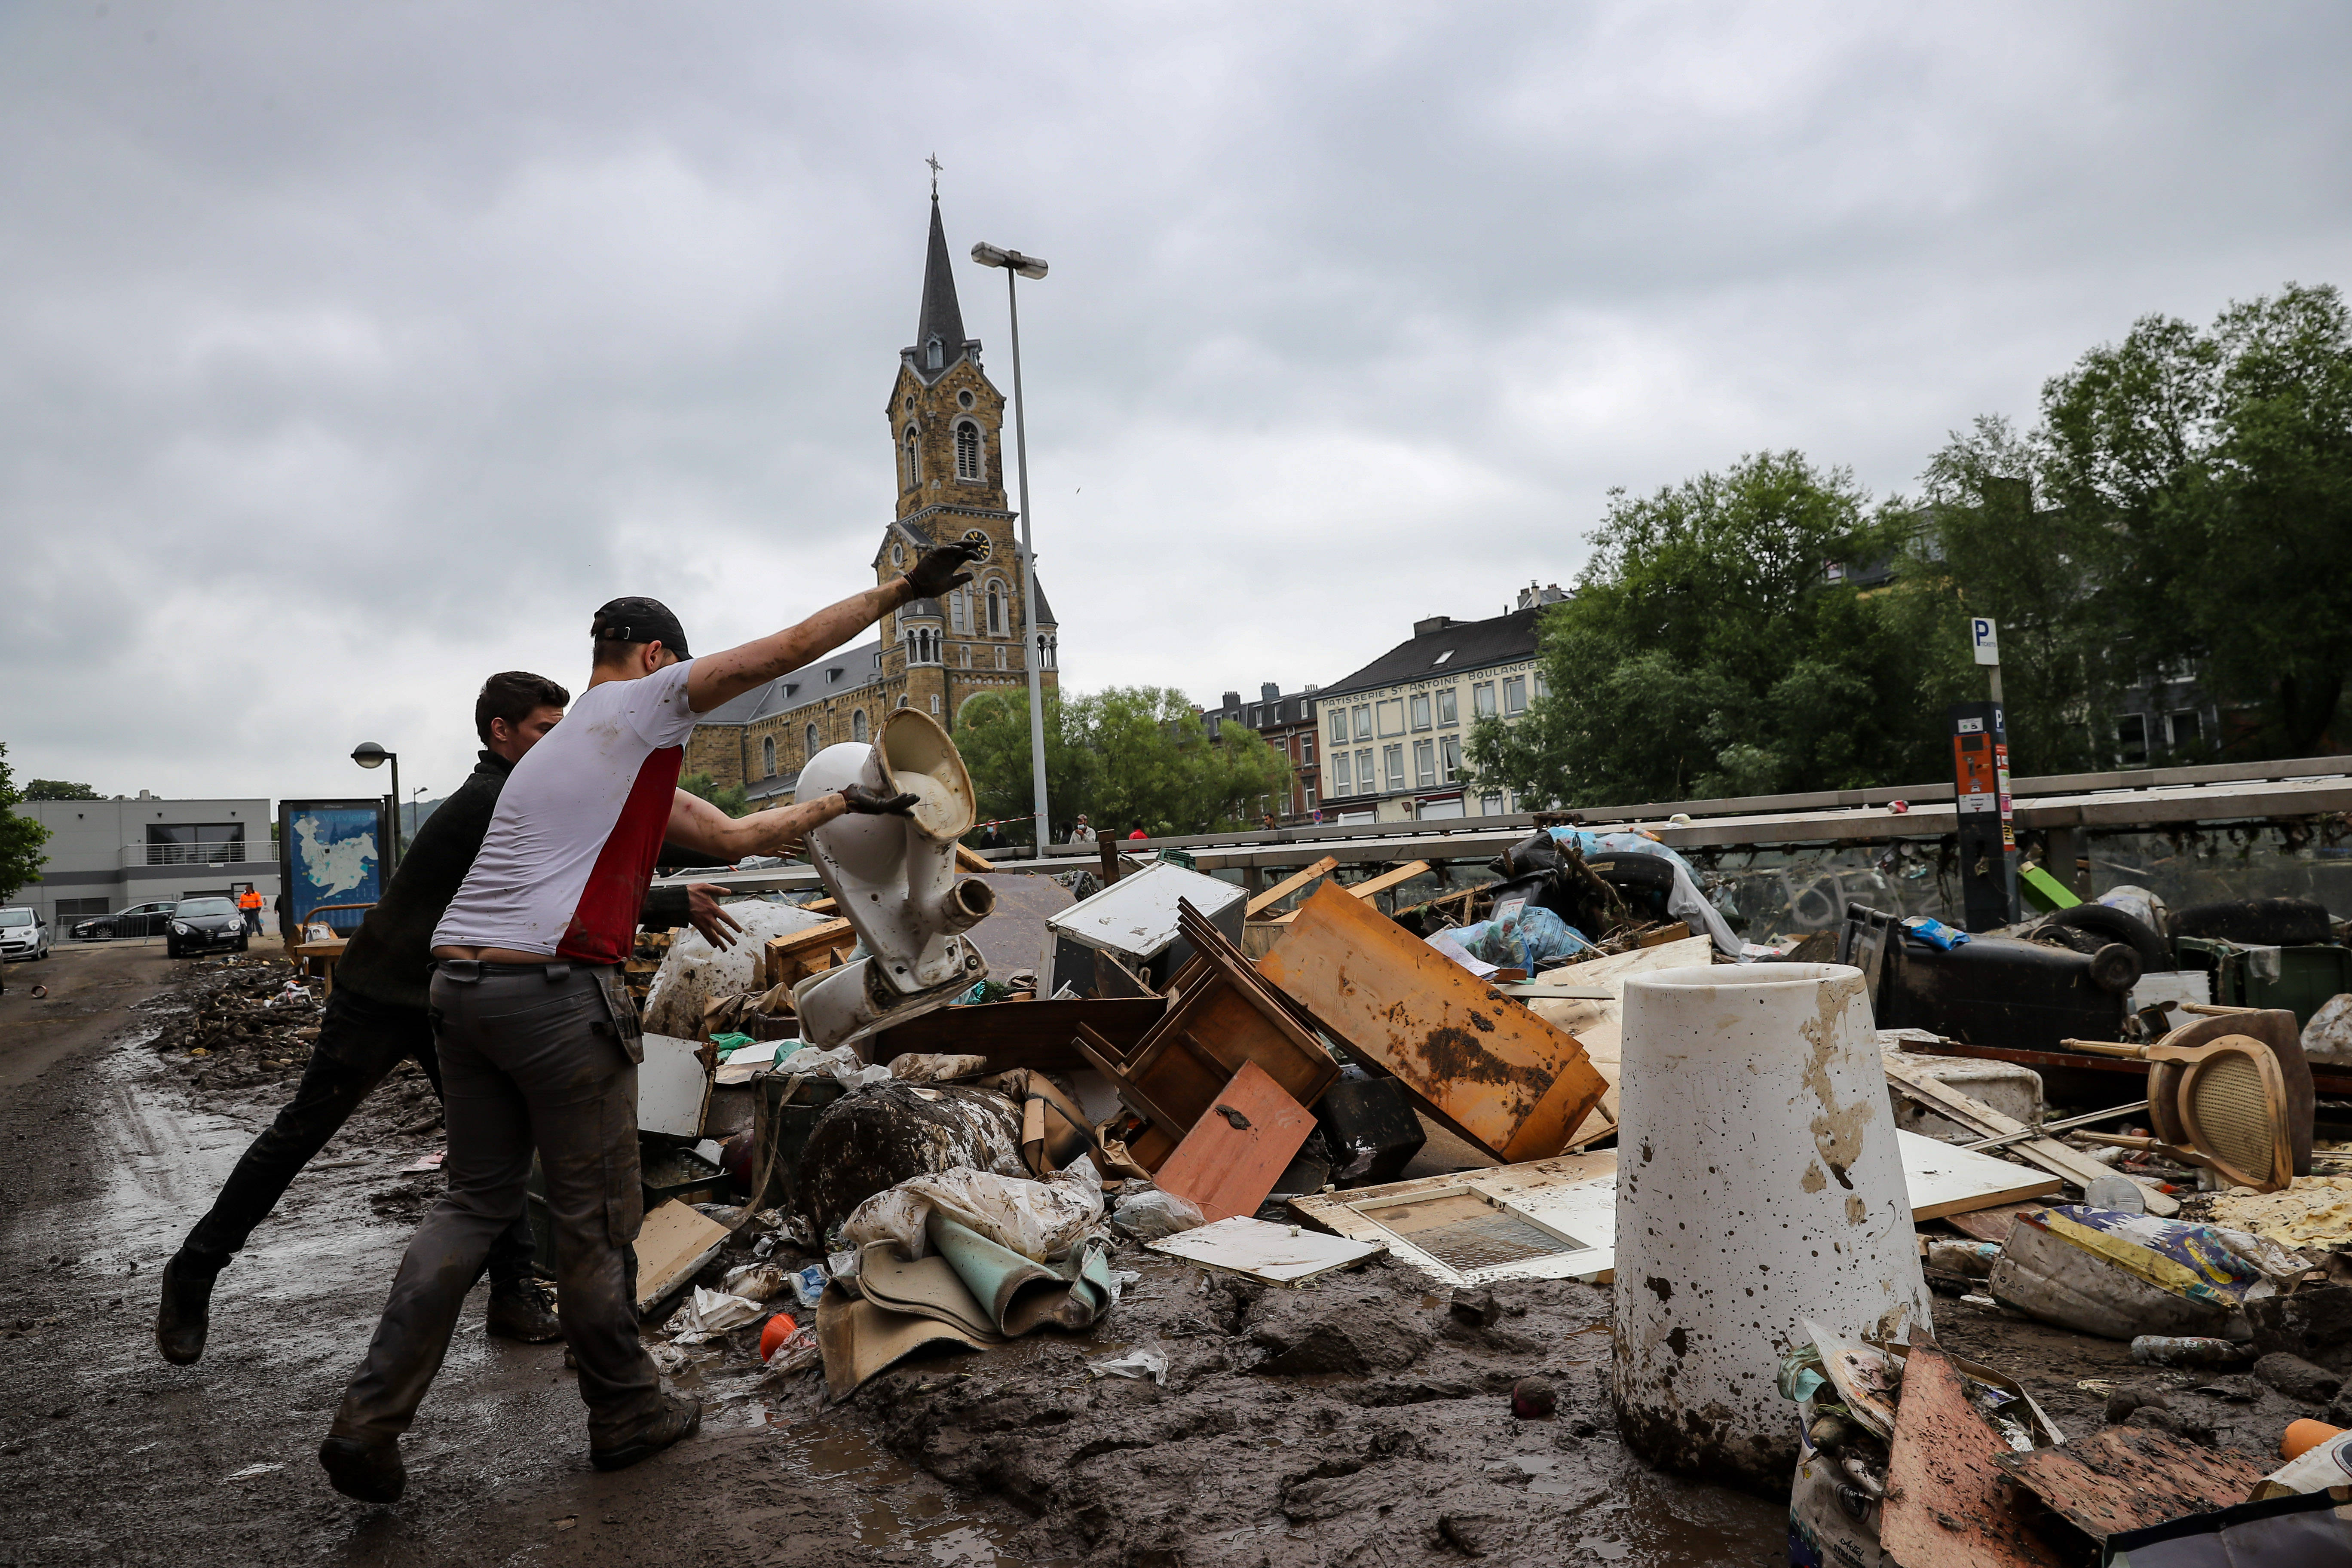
[181,987,538,1286]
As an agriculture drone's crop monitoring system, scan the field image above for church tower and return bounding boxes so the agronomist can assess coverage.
[872,192,1057,729]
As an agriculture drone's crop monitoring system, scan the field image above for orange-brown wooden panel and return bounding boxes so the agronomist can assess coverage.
[1152,1062,1317,1222]
[1256,882,1606,1162]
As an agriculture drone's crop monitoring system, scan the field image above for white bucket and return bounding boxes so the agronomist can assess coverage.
[1611,962,1930,1485]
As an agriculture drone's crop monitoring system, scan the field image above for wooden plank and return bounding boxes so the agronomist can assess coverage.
[1260,882,1607,1162]
[954,842,994,874]
[1151,1062,1317,1222]
[1993,1426,2268,1543]
[1900,1136,2062,1220]
[1340,860,1432,903]
[1244,855,1338,918]
[633,1200,729,1312]
[1883,1051,2178,1216]
[1880,1345,2067,1568]
[867,996,1164,1074]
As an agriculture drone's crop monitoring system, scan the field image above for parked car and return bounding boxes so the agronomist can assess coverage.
[0,907,50,962]
[166,897,249,959]
[70,901,178,940]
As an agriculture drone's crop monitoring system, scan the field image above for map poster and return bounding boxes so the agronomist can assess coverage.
[277,798,389,935]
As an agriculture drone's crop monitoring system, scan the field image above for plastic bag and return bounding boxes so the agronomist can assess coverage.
[664,1286,767,1341]
[841,1156,1107,1262]
[1459,905,1593,971]
[1087,1348,1169,1384]
[778,1042,892,1092]
[1109,1187,1207,1242]
[720,1263,790,1303]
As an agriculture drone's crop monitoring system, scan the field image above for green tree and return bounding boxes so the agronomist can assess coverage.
[957,686,1292,841]
[1467,452,1940,807]
[677,770,752,818]
[23,779,99,800]
[0,744,54,902]
[2039,283,2352,755]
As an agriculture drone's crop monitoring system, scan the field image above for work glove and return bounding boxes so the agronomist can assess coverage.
[903,539,986,599]
[839,784,920,817]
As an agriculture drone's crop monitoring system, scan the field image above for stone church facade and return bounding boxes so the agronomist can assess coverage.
[686,194,1059,805]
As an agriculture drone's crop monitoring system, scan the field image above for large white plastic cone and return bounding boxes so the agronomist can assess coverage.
[1610,962,1929,1487]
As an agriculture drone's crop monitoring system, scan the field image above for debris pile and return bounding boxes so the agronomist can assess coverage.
[139,957,326,1099]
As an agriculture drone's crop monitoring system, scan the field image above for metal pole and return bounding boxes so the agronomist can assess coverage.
[388,752,403,868]
[1006,268,1050,859]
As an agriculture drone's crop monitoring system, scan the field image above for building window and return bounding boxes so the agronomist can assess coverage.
[1331,753,1351,794]
[994,644,1005,670]
[1383,744,1405,792]
[1473,681,1497,718]
[2116,713,2149,765]
[1329,708,1348,744]
[1440,735,1460,781]
[851,709,868,744]
[1532,670,1549,700]
[1351,704,1372,742]
[762,736,776,777]
[955,421,981,481]
[897,695,909,709]
[1481,792,1504,815]
[1301,738,1314,766]
[1503,675,1528,715]
[1410,694,1430,731]
[1437,688,1458,726]
[903,429,920,489]
[950,588,967,633]
[1356,748,1374,792]
[986,581,1004,635]
[926,337,943,370]
[1413,738,1435,788]
[2168,709,2202,749]
[931,694,942,715]
[1376,699,1405,737]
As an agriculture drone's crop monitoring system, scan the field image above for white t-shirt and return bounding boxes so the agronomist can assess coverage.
[433,659,700,963]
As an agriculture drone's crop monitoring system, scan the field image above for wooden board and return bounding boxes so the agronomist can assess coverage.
[1994,1426,2268,1543]
[1245,856,1338,918]
[634,1200,729,1312]
[1880,1344,2067,1568]
[1289,1130,2055,1287]
[1146,1216,1385,1286]
[1262,860,1433,924]
[1258,882,1608,1162]
[866,996,1164,1075]
[1151,1062,1317,1222]
[1884,1049,2179,1216]
[763,918,854,987]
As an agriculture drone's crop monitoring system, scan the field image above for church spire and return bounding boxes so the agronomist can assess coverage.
[907,187,971,383]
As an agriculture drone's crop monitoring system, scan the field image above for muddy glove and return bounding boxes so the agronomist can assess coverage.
[839,784,920,817]
[902,539,985,599]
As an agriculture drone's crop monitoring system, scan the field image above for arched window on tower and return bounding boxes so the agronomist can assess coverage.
[851,709,868,743]
[805,722,819,758]
[903,428,920,489]
[949,588,966,633]
[954,421,980,481]
[762,735,776,777]
[926,338,943,371]
[986,581,1004,636]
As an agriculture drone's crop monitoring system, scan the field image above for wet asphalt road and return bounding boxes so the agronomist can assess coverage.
[0,942,1029,1568]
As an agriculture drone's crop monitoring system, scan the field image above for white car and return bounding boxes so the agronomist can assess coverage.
[0,906,52,962]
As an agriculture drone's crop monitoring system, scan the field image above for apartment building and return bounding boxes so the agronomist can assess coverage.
[1201,683,1323,821]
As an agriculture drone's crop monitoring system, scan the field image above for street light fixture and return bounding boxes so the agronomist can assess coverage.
[350,741,403,867]
[971,239,1051,858]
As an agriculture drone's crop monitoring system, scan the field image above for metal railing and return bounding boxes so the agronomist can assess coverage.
[130,841,263,867]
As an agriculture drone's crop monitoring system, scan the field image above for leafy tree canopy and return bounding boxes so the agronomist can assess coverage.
[677,770,752,819]
[0,744,55,902]
[958,686,1292,844]
[23,779,99,800]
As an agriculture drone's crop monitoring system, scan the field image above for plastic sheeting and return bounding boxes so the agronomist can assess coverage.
[840,1156,1107,1263]
[642,900,836,1038]
[1548,828,1743,958]
[1450,905,1594,972]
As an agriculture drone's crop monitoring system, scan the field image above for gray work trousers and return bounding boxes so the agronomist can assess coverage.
[330,962,664,1449]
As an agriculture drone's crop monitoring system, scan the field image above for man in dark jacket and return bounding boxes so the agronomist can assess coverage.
[155,672,765,1365]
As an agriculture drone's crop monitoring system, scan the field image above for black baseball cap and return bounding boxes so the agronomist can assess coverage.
[590,597,690,658]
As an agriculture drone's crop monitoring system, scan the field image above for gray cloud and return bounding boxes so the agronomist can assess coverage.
[3,2,2348,803]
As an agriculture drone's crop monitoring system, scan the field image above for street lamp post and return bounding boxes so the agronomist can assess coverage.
[971,239,1052,860]
[350,742,402,867]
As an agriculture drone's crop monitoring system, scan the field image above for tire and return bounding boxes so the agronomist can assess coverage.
[1583,854,1677,891]
[2044,903,2168,973]
[2171,897,2332,949]
[166,943,181,960]
[236,938,249,953]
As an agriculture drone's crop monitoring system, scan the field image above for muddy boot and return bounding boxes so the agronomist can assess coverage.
[318,1435,405,1504]
[589,1393,702,1472]
[485,1277,561,1343]
[155,1250,225,1366]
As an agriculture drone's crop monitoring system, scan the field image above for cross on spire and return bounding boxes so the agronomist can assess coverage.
[926,153,942,198]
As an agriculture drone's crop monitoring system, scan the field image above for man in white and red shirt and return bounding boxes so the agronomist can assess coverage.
[321,542,981,1502]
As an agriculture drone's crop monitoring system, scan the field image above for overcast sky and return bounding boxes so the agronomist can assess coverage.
[4,3,2348,807]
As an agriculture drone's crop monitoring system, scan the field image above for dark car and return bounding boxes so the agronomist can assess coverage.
[71,901,178,940]
[165,897,248,959]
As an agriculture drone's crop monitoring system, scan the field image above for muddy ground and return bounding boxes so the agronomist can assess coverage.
[0,943,2323,1567]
